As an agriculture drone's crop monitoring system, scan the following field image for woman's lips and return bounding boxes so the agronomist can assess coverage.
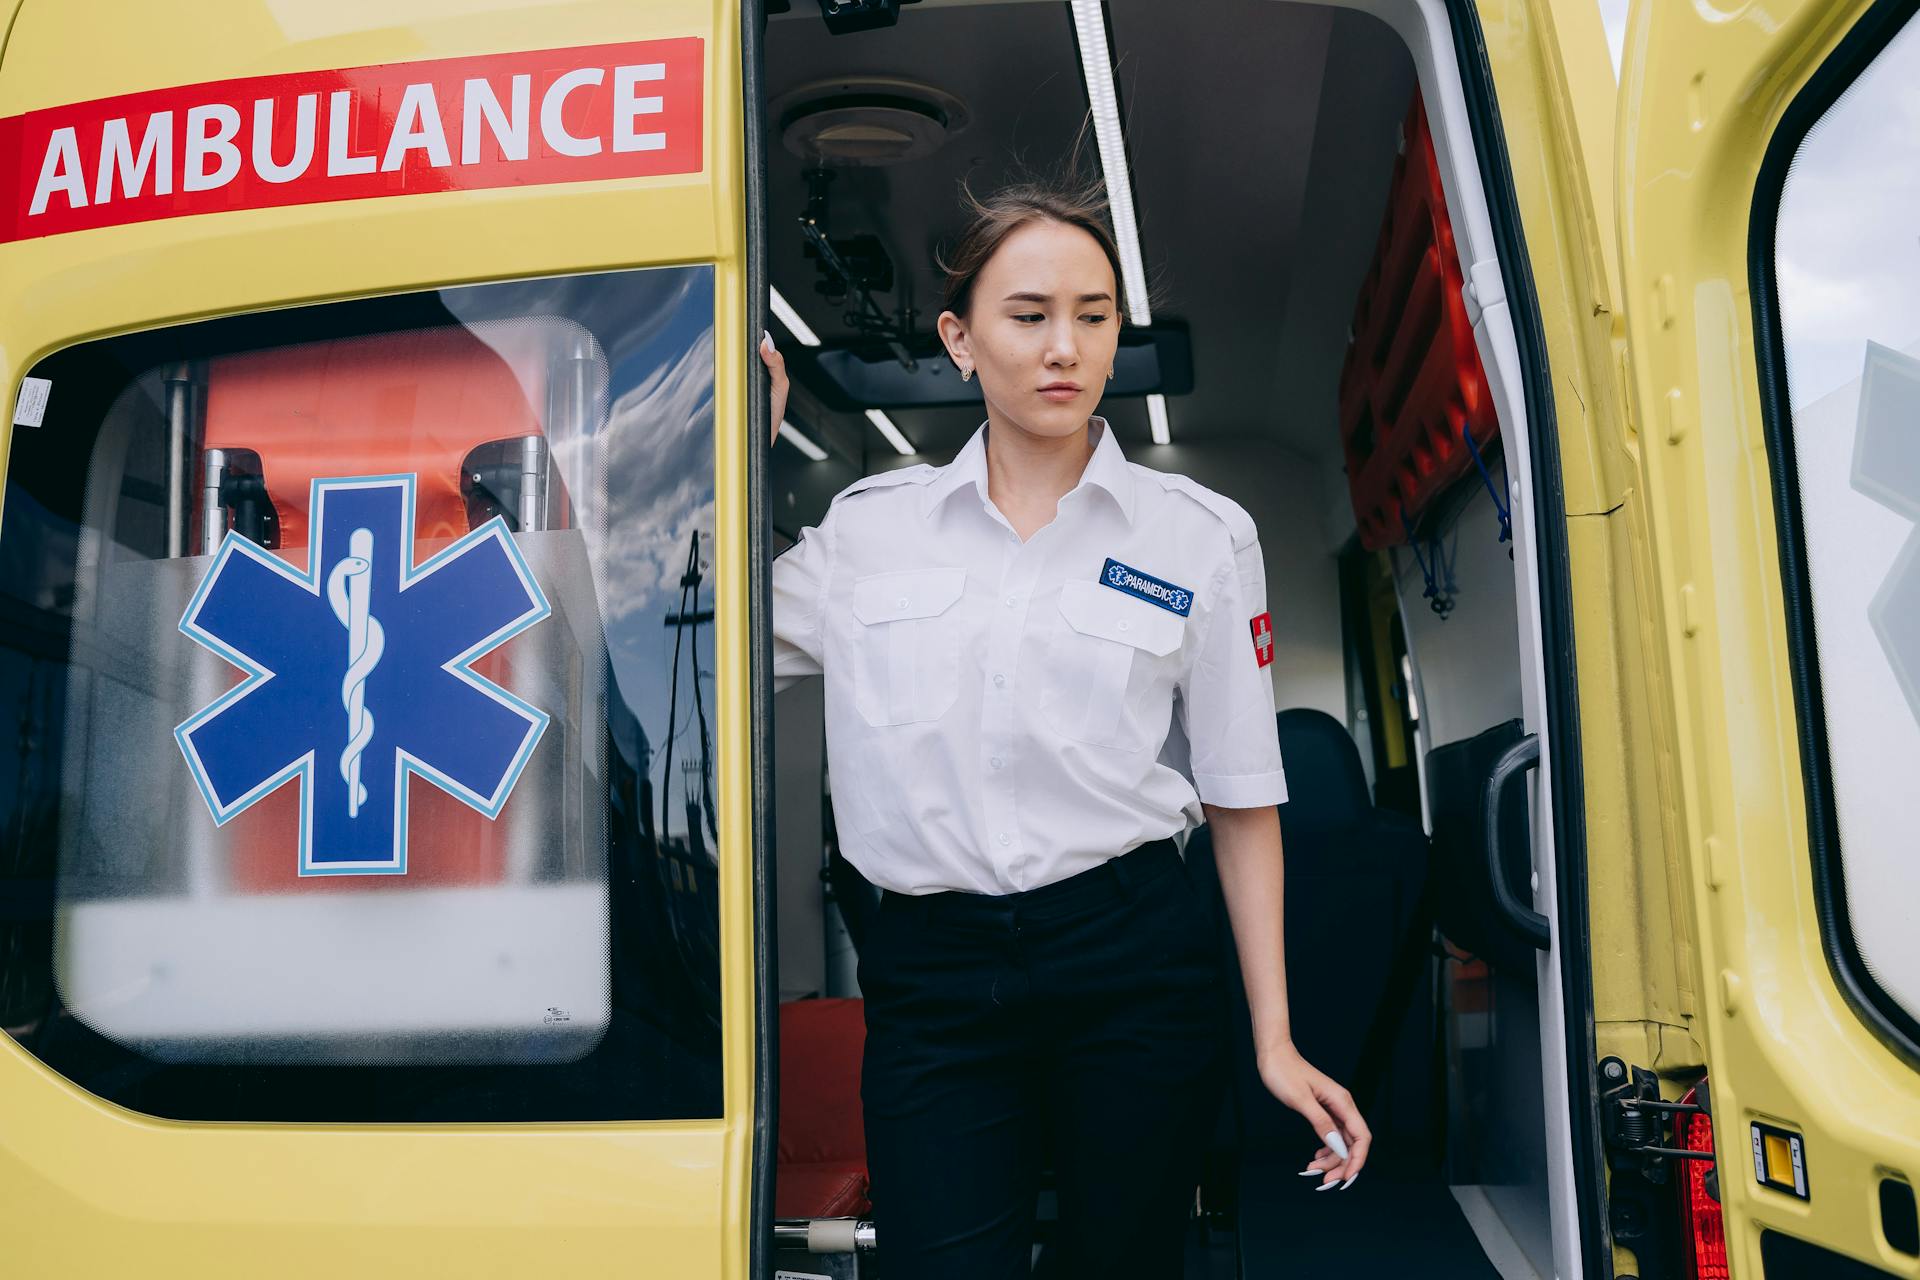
[1038,384,1082,402]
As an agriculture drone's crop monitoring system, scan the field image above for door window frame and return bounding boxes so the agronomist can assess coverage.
[1748,0,1920,1068]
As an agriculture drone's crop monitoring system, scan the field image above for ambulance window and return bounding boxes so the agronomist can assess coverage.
[1765,12,1920,1045]
[0,266,725,1122]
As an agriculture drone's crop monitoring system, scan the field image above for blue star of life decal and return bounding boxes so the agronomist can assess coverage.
[175,473,551,876]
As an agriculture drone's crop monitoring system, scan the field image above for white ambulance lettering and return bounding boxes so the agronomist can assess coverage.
[29,126,87,215]
[541,67,605,157]
[327,88,377,177]
[381,83,451,171]
[462,74,531,164]
[183,103,242,192]
[613,63,666,153]
[253,94,318,184]
[96,114,174,203]
[23,58,677,221]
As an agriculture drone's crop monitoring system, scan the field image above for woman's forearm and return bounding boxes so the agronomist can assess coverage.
[1203,801,1291,1058]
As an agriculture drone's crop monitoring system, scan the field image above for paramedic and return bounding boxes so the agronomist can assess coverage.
[761,175,1368,1279]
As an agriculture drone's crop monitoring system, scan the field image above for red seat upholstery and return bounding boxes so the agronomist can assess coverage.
[776,997,871,1219]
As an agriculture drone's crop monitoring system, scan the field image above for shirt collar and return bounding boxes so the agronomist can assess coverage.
[918,415,1136,525]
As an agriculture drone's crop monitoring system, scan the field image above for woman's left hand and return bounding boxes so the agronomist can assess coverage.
[1257,1039,1370,1190]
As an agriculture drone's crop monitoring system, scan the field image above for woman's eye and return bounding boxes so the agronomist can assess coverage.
[1081,313,1110,324]
[1013,313,1043,323]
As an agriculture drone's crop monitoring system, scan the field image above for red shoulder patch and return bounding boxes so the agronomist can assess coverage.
[1250,612,1273,667]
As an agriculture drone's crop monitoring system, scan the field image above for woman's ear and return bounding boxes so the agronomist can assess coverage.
[936,309,970,373]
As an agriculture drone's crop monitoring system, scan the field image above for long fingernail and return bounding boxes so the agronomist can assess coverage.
[761,330,773,347]
[1340,1172,1360,1190]
[1296,1167,1320,1176]
[1314,1179,1337,1191]
[1323,1130,1350,1160]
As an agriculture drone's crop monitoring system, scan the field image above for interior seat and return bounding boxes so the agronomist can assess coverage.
[1186,707,1436,1171]
[775,995,873,1220]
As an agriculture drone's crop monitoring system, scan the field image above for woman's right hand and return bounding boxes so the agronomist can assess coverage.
[760,330,789,447]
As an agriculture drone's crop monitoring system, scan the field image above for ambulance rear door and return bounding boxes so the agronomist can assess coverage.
[0,2,767,1276]
[1616,0,1920,1274]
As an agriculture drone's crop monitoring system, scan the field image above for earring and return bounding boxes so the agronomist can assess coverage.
[1107,367,1115,380]
[962,367,973,382]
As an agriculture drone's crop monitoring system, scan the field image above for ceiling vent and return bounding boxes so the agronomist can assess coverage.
[772,77,969,166]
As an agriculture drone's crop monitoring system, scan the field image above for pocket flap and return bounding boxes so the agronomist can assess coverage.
[1057,579,1186,655]
[852,567,967,624]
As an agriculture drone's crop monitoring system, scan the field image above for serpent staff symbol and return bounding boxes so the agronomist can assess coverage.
[326,526,385,819]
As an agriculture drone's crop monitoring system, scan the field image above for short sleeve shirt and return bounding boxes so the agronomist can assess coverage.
[772,415,1287,896]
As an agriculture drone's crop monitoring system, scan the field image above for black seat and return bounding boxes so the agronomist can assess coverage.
[1186,708,1436,1173]
[1422,717,1535,978]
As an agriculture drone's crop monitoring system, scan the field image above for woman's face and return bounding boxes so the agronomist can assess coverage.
[938,218,1121,442]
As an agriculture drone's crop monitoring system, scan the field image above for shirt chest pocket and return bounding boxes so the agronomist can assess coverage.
[1041,578,1187,749]
[848,567,968,726]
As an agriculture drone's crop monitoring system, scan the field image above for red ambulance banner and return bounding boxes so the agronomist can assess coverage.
[0,37,704,243]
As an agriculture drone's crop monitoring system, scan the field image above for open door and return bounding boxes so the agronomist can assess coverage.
[1615,0,1920,1275]
[0,3,766,1275]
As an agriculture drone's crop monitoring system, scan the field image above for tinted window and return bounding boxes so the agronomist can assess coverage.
[0,266,723,1120]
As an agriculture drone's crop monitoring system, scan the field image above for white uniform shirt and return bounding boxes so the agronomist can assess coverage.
[772,415,1287,896]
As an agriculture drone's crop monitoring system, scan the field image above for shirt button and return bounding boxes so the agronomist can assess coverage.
[896,597,909,609]
[997,832,1011,846]
[1004,595,1018,608]
[993,674,1006,688]
[990,756,1003,769]
[1117,619,1131,631]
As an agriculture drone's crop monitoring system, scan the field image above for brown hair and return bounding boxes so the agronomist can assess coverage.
[934,168,1131,322]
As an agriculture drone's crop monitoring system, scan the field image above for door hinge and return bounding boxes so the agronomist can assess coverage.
[1598,1057,1714,1280]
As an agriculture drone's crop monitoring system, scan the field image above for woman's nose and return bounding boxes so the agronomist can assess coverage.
[1043,322,1079,367]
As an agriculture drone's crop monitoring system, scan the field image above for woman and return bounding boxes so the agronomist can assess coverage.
[761,176,1368,1278]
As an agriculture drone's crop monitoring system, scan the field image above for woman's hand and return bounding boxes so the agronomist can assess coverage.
[1258,1039,1370,1190]
[760,330,789,447]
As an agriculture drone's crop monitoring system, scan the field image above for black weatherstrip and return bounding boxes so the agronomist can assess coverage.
[743,1,779,1275]
[1748,0,1920,1069]
[1442,3,1608,1275]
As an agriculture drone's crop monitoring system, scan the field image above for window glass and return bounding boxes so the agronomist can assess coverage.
[1771,15,1920,1027]
[0,266,722,1121]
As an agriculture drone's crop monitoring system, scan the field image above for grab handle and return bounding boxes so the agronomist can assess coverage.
[1484,734,1550,951]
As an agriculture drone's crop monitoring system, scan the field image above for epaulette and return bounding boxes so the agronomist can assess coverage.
[1142,469,1257,553]
[827,464,938,510]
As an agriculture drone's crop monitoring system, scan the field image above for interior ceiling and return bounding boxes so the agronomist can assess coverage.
[764,0,1416,468]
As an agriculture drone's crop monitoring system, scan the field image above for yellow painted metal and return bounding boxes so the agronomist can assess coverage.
[1615,1,1920,1276]
[0,2,756,1276]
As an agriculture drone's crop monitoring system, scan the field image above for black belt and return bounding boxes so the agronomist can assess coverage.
[883,836,1183,928]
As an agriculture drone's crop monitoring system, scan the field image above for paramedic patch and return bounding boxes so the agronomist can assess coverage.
[1100,558,1192,616]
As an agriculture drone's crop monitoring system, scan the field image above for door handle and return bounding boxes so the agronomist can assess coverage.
[1484,733,1550,950]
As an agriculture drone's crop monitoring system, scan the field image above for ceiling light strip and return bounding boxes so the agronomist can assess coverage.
[1070,0,1150,328]
[778,419,829,461]
[864,409,916,456]
[769,286,822,347]
[1146,394,1170,445]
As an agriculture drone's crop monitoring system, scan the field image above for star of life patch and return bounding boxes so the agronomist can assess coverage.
[1098,557,1193,616]
[1250,611,1274,667]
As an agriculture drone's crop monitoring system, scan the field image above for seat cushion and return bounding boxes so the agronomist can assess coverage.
[777,997,870,1216]
[775,1160,872,1219]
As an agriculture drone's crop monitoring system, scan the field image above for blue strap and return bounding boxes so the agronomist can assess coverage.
[1463,423,1512,544]
[1400,509,1457,618]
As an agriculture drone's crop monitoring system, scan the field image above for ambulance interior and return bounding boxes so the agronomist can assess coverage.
[763,2,1570,1277]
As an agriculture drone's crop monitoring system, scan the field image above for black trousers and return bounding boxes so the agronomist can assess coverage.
[857,836,1229,1279]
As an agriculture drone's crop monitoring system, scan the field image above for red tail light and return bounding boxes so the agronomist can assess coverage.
[1677,1082,1727,1280]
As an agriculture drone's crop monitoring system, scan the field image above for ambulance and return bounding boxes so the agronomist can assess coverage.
[0,0,1912,1276]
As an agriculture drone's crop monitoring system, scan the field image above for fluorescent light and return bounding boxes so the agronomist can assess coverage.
[778,419,828,461]
[1147,393,1170,445]
[1070,1,1151,328]
[864,409,916,455]
[769,286,821,347]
